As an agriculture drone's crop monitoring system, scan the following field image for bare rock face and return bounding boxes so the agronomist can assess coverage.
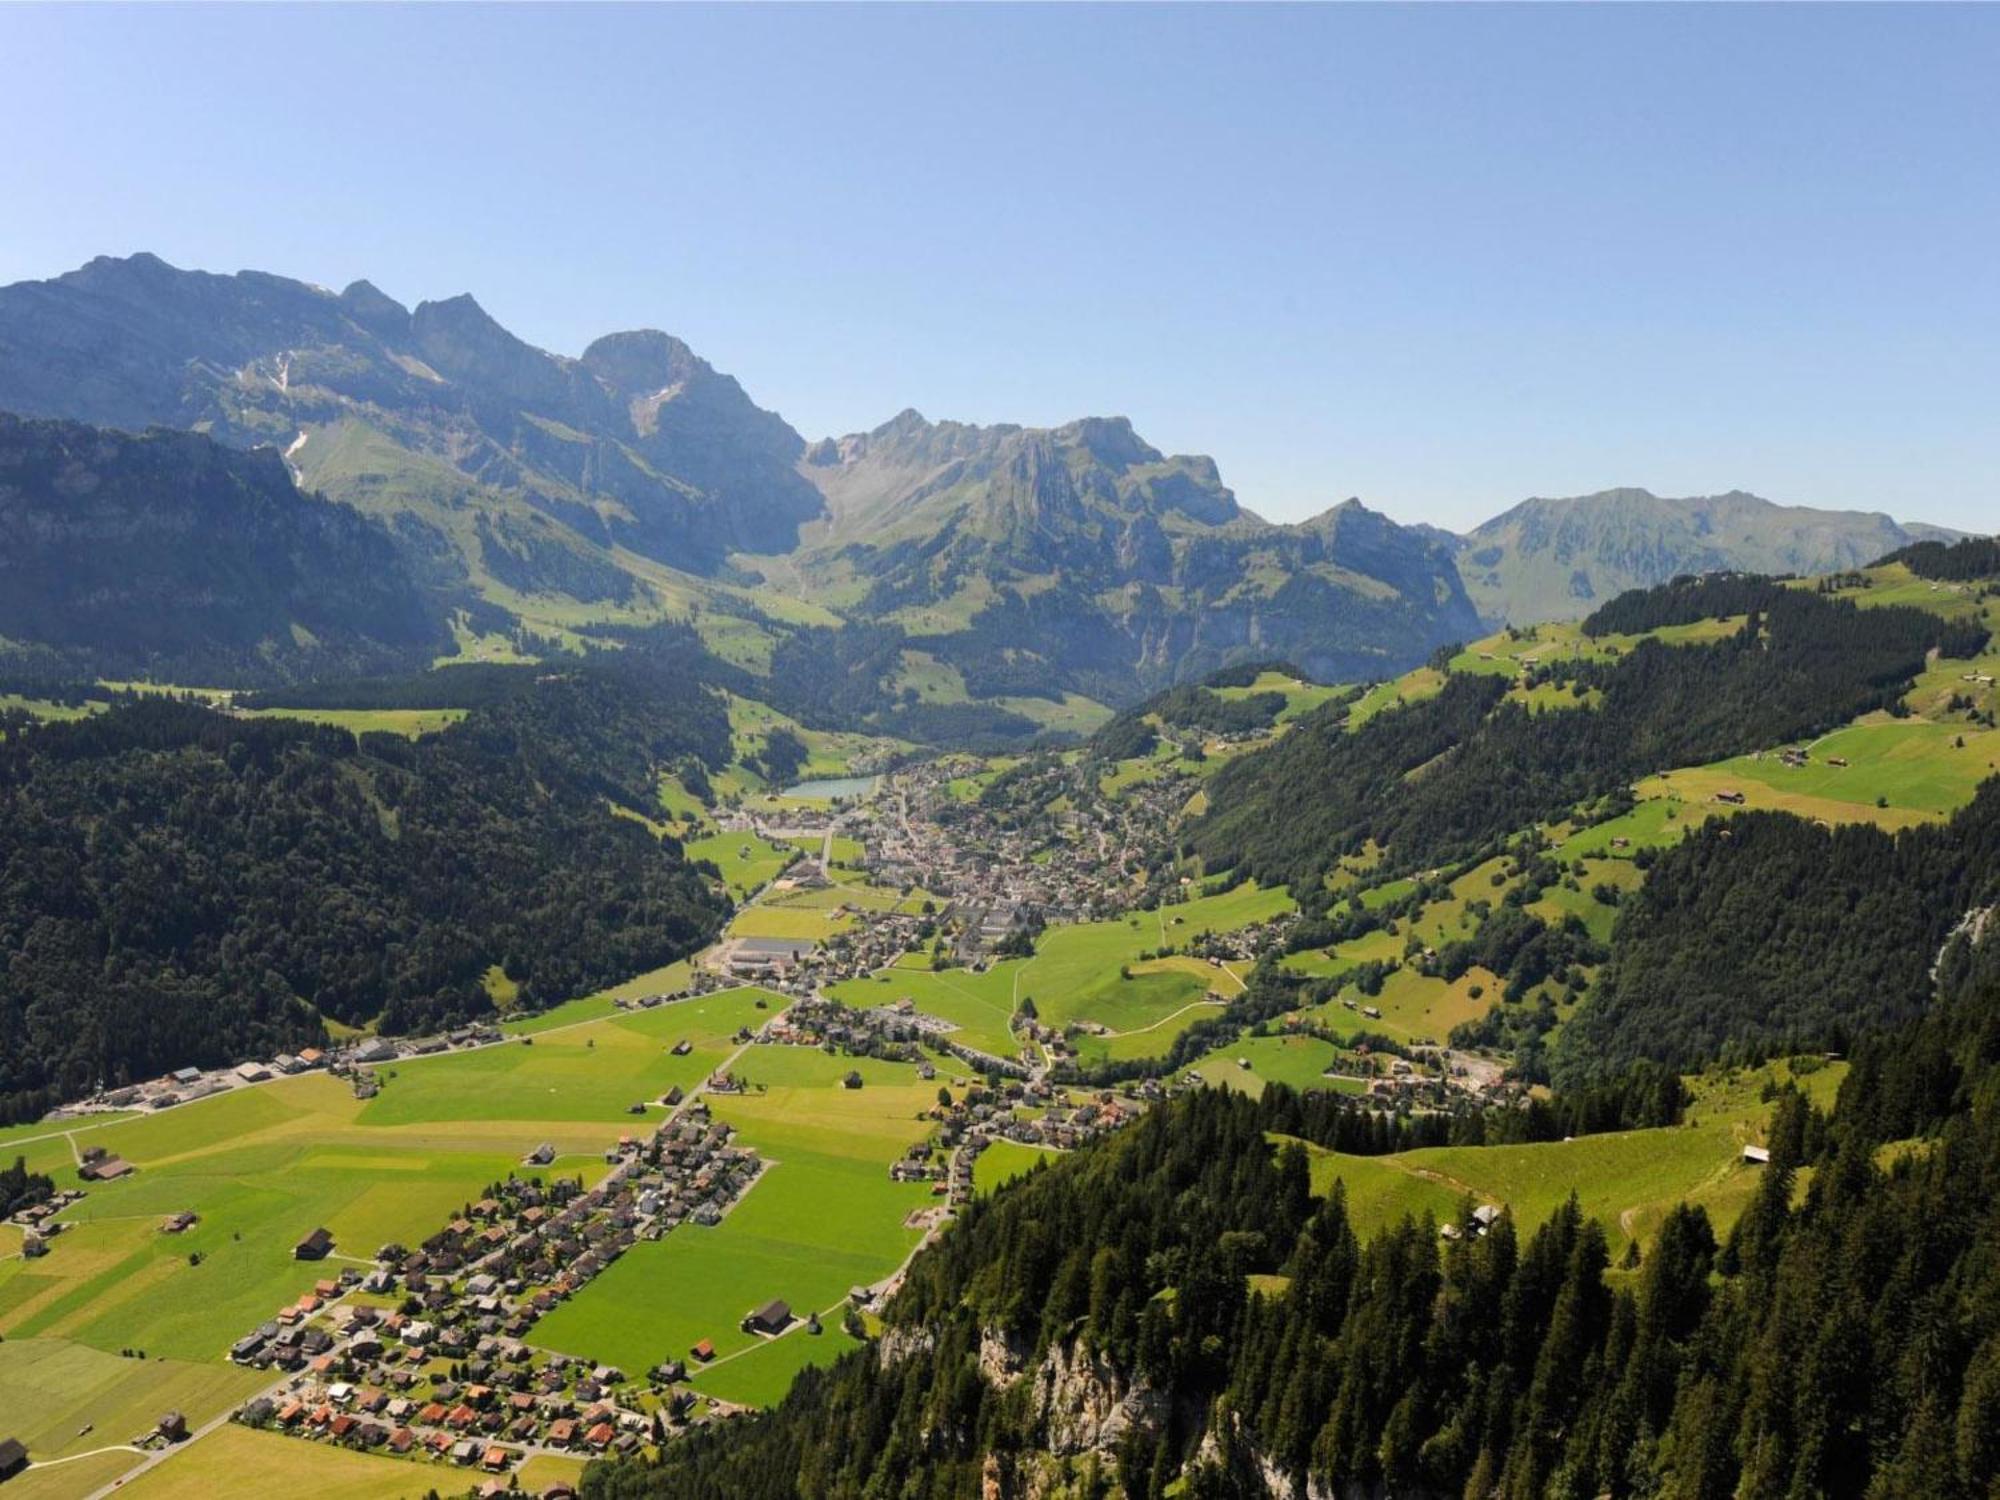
[0,253,823,582]
[1030,1337,1167,1455]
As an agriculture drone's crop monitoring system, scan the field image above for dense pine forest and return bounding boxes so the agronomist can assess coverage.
[1555,786,2000,1083]
[0,666,732,1124]
[585,918,2000,1500]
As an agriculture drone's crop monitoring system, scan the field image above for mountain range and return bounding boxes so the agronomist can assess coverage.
[1452,487,1962,625]
[0,253,1970,718]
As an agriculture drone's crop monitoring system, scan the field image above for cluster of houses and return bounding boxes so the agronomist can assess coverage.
[232,1101,768,1476]
[62,1020,512,1125]
[865,758,1191,947]
[935,1081,1158,1205]
[238,1317,654,1484]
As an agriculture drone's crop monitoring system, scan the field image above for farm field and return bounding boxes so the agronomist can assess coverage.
[1185,1034,1359,1098]
[682,828,797,900]
[0,1336,264,1465]
[1298,1059,1849,1259]
[113,1422,436,1500]
[1,1448,142,1500]
[728,904,855,941]
[499,958,696,1035]
[827,963,1021,1060]
[533,1049,935,1392]
[691,1322,865,1408]
[972,1141,1059,1196]
[1305,965,1501,1048]
[1651,716,2000,823]
[0,994,778,1367]
[360,988,773,1127]
[1018,882,1291,1035]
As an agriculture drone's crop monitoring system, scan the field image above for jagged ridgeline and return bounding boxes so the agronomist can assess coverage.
[0,664,732,1125]
[1189,575,1991,888]
[585,920,2000,1500]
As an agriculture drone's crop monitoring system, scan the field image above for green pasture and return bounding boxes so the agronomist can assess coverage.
[0,993,780,1363]
[683,830,796,899]
[533,1051,934,1383]
[499,959,696,1035]
[1184,1034,1366,1098]
[827,964,1021,1059]
[360,989,771,1127]
[692,1322,865,1408]
[1203,670,1343,727]
[0,1337,264,1462]
[729,905,852,942]
[972,1140,1059,1197]
[240,706,466,739]
[1676,716,2000,821]
[115,1422,435,1500]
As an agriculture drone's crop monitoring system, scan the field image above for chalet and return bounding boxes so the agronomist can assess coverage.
[1714,788,1747,805]
[234,1062,272,1083]
[79,1155,133,1182]
[744,1298,792,1335]
[160,1211,197,1234]
[1742,1144,1772,1165]
[0,1438,24,1483]
[293,1226,334,1261]
[171,1067,202,1086]
[690,1338,716,1362]
[157,1411,188,1442]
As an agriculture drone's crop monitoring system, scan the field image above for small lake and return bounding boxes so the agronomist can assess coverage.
[779,775,879,801]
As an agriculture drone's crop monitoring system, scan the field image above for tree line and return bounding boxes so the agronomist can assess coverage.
[1192,581,1986,889]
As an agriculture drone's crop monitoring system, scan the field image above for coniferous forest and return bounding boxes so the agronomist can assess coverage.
[587,922,2000,1500]
[1191,587,1986,889]
[0,667,731,1124]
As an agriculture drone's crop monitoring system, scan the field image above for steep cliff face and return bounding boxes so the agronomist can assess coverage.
[798,411,1480,700]
[0,254,824,585]
[0,411,445,684]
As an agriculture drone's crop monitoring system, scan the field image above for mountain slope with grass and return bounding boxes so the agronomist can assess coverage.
[1455,487,1960,624]
[0,251,824,598]
[785,408,1482,697]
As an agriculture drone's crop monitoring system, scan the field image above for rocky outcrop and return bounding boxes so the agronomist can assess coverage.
[0,253,824,586]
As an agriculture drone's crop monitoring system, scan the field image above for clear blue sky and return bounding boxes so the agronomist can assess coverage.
[3,3,1995,532]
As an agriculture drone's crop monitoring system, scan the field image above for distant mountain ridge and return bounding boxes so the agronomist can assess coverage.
[0,252,822,592]
[0,254,1970,716]
[1453,486,1962,625]
[789,408,1481,693]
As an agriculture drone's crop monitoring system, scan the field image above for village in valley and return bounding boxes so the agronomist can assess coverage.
[9,603,1984,1496]
[15,634,1958,1497]
[1,742,1311,1497]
